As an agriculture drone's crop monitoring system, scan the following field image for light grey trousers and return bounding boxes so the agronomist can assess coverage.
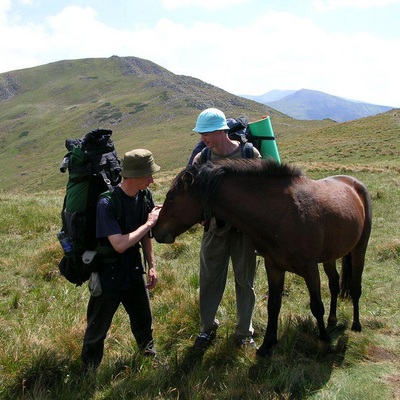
[199,225,257,337]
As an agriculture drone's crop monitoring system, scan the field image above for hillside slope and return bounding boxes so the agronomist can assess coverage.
[0,56,335,192]
[0,56,398,193]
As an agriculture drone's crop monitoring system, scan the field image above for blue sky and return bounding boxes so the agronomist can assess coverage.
[1,0,399,107]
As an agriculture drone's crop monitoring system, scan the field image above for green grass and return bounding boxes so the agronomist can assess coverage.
[1,56,399,398]
[1,161,399,399]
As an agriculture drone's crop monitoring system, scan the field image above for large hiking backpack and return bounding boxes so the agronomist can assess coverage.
[57,128,122,286]
[226,116,254,144]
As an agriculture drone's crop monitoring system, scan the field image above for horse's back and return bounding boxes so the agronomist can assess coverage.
[319,174,372,251]
[283,174,372,262]
[323,175,372,222]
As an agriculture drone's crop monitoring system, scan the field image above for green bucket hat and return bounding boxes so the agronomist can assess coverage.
[121,149,160,178]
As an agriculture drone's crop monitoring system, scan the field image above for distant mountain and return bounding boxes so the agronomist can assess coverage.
[241,89,297,103]
[241,89,394,122]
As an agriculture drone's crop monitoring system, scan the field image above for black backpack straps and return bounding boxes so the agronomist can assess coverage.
[242,142,254,159]
[100,170,115,192]
[200,143,253,163]
[143,188,153,214]
[111,190,123,220]
[140,188,154,238]
[200,147,211,164]
[100,189,123,220]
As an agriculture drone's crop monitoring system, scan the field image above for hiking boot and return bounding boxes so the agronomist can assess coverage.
[142,340,157,358]
[143,347,157,358]
[193,329,217,350]
[236,335,256,348]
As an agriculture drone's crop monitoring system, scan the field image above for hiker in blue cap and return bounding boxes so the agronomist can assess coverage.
[191,108,261,350]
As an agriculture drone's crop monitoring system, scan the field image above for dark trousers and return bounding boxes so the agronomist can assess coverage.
[81,275,153,370]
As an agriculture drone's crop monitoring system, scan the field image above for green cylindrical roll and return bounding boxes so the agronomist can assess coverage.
[248,116,281,163]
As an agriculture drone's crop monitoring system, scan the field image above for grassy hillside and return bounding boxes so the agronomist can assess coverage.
[0,56,399,399]
[281,108,400,169]
[1,160,399,399]
[0,56,335,193]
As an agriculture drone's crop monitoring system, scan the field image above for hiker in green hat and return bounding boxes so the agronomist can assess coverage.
[81,149,161,372]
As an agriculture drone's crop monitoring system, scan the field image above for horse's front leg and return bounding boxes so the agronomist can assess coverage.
[304,263,329,342]
[322,260,340,328]
[256,263,285,357]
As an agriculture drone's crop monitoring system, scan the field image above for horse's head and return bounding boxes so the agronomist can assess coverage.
[153,166,204,243]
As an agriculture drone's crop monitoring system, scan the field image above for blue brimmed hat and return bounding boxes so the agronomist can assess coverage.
[193,108,229,133]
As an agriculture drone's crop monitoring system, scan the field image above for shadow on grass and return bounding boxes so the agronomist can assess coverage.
[248,317,350,399]
[5,348,97,400]
[4,318,351,399]
[104,317,351,399]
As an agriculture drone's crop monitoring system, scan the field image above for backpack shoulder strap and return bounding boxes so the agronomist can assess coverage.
[200,143,253,162]
[200,147,211,164]
[99,189,122,220]
[100,170,115,192]
[241,142,254,158]
[141,188,153,214]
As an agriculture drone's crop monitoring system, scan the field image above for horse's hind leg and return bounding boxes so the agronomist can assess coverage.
[304,263,329,342]
[345,180,372,332]
[344,250,365,332]
[323,260,340,328]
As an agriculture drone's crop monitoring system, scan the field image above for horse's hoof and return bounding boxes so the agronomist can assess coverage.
[256,342,275,358]
[327,317,337,327]
[319,333,330,343]
[351,322,362,332]
[256,347,272,358]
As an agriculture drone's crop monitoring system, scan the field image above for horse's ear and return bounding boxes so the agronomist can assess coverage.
[182,171,194,187]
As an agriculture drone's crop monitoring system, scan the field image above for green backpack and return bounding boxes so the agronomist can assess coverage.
[57,128,122,286]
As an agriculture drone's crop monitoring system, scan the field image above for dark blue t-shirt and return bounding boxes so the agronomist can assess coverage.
[96,185,154,291]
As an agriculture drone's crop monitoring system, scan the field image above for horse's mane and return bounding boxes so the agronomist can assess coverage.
[171,159,304,211]
[210,158,303,179]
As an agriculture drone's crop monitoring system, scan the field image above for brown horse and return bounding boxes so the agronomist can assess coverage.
[152,159,372,357]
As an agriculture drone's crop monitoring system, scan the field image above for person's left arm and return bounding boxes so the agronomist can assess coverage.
[141,233,158,289]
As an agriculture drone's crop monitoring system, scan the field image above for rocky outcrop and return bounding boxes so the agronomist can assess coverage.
[0,73,20,101]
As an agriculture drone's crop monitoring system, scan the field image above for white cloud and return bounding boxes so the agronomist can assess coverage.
[0,4,398,106]
[162,0,251,10]
[0,0,11,23]
[313,0,400,11]
[143,10,400,106]
[45,6,107,55]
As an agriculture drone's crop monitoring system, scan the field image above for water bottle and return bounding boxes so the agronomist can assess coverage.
[57,231,73,257]
[59,156,69,173]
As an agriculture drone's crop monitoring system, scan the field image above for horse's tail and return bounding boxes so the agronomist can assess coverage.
[340,253,352,299]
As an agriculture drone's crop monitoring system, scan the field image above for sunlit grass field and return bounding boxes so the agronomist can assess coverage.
[1,160,399,399]
[1,57,399,398]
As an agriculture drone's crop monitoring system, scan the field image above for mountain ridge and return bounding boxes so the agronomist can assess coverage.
[241,88,394,122]
[0,56,291,192]
[0,56,398,193]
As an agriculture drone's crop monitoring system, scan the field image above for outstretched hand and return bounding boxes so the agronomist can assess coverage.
[147,206,162,228]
